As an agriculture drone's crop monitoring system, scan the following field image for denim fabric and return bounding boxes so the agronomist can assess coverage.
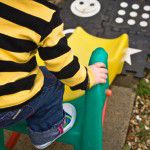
[0,67,65,145]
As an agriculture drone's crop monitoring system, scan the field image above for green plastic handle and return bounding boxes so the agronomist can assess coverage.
[89,47,109,107]
[81,48,109,150]
[0,129,5,150]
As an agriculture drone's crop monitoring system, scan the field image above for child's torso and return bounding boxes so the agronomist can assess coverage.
[0,0,55,108]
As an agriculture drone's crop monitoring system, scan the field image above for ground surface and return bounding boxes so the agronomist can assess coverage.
[103,86,136,150]
[123,73,150,150]
[59,0,150,78]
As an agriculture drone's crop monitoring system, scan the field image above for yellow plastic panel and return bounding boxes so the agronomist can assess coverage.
[36,27,129,101]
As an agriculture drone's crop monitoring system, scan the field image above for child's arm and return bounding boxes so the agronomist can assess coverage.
[38,8,107,90]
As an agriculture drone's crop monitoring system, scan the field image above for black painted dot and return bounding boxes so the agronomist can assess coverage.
[79,1,84,5]
[90,3,95,6]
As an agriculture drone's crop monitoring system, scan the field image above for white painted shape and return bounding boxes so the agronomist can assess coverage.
[142,13,150,19]
[139,21,148,27]
[118,10,126,15]
[115,17,124,24]
[71,0,101,17]
[132,4,140,10]
[130,11,138,17]
[143,5,150,11]
[120,2,128,8]
[63,29,75,35]
[124,48,142,65]
[127,19,136,25]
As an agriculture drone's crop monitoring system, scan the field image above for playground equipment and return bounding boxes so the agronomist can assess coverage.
[0,28,128,150]
[63,27,128,101]
[1,48,109,150]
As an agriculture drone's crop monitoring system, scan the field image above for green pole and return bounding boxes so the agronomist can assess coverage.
[81,48,109,150]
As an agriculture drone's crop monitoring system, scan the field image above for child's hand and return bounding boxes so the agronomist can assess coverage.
[90,62,108,85]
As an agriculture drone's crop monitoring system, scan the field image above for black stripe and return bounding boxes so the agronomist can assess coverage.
[41,11,63,40]
[0,3,48,35]
[0,33,37,53]
[51,56,80,79]
[0,57,37,72]
[34,0,58,10]
[0,74,36,96]
[0,85,44,111]
[0,87,43,111]
[38,37,70,60]
[71,68,88,90]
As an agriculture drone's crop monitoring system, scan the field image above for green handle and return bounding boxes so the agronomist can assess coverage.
[81,48,109,150]
[0,129,5,150]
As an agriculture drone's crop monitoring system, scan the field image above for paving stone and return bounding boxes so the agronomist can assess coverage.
[103,86,136,150]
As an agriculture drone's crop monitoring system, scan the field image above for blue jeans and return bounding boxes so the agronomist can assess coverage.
[0,67,65,145]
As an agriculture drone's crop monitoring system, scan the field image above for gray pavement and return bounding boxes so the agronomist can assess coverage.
[103,86,136,150]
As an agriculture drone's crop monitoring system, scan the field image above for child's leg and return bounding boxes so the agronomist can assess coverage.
[0,67,64,129]
[0,67,76,149]
[26,67,65,130]
[26,67,76,149]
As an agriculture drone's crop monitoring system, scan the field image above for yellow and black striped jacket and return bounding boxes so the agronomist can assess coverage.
[0,0,95,109]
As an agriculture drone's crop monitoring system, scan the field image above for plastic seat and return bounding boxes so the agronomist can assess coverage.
[63,27,128,101]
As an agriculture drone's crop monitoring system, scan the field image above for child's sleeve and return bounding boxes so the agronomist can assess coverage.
[38,9,95,90]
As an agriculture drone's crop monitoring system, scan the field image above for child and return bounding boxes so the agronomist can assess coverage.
[0,0,108,149]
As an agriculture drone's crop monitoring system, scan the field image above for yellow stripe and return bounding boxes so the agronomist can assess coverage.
[1,0,55,22]
[0,68,44,109]
[40,23,65,47]
[0,48,36,63]
[87,67,95,88]
[0,18,41,43]
[0,67,39,86]
[61,65,86,87]
[45,50,73,72]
